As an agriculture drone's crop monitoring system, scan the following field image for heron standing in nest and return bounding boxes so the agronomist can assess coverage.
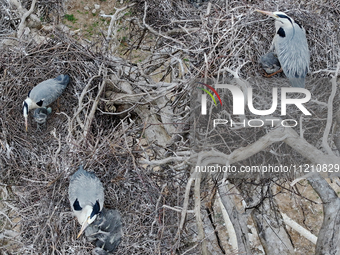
[256,10,310,88]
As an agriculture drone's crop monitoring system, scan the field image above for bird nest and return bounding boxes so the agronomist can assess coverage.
[0,0,340,254]
[0,31,185,253]
[132,0,339,76]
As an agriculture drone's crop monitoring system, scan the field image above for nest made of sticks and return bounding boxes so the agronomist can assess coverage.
[132,0,339,78]
[0,0,340,254]
[0,31,185,254]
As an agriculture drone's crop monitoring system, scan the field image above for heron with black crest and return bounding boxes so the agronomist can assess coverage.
[256,10,310,88]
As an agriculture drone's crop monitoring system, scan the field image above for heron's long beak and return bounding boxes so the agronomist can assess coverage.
[25,116,28,132]
[23,102,29,132]
[255,9,276,18]
[77,218,89,238]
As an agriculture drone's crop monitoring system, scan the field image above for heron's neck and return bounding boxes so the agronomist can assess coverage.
[24,98,37,111]
[77,205,98,225]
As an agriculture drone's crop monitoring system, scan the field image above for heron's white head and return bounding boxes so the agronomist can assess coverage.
[22,98,34,131]
[255,10,294,29]
[74,201,101,238]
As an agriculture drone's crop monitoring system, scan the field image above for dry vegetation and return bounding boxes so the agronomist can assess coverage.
[0,0,340,254]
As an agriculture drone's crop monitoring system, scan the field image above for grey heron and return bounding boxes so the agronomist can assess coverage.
[256,10,310,87]
[68,166,104,238]
[22,74,69,131]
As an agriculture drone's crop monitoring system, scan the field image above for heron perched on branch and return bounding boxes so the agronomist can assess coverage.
[256,10,310,88]
[22,74,69,131]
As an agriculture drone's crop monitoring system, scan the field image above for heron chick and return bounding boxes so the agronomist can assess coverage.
[68,166,104,238]
[33,107,52,130]
[85,208,122,254]
[256,10,310,87]
[260,52,281,75]
[22,74,69,131]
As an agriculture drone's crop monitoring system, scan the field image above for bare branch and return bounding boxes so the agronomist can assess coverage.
[101,3,136,41]
[322,63,339,155]
[281,213,317,244]
[193,170,208,254]
[16,0,37,38]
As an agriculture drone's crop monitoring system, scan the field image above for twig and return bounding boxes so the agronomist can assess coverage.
[50,128,62,167]
[139,156,186,165]
[83,73,107,138]
[142,2,186,48]
[218,183,251,253]
[162,205,194,214]
[149,183,167,236]
[180,243,199,255]
[101,3,136,41]
[176,172,195,238]
[281,213,317,244]
[217,190,238,251]
[193,169,208,254]
[17,0,37,38]
[322,63,339,155]
[76,75,101,130]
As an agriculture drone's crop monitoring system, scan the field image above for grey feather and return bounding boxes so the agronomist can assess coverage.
[28,74,69,107]
[256,10,310,88]
[273,19,309,87]
[68,166,104,219]
[33,107,51,124]
[85,208,123,254]
[260,52,281,74]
